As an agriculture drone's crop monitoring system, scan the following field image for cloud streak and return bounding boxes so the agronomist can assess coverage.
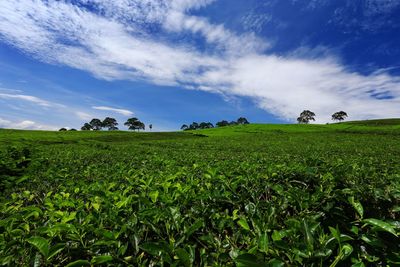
[92,106,134,116]
[0,117,57,130]
[0,92,62,107]
[0,0,399,123]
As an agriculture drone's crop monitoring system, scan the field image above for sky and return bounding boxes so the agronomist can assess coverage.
[1,0,400,131]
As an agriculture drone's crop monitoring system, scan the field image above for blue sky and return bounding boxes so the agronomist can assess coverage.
[1,0,400,130]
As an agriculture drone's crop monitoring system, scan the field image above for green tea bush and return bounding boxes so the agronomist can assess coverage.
[0,127,399,266]
[0,147,31,191]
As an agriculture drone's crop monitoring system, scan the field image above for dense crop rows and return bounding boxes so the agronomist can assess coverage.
[0,125,399,266]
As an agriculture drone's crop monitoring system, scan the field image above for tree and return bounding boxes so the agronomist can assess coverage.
[90,118,103,131]
[297,110,316,124]
[181,124,189,131]
[149,124,153,131]
[59,128,67,131]
[81,123,92,131]
[229,121,238,126]
[216,120,230,127]
[199,122,213,129]
[124,117,145,131]
[237,117,250,125]
[332,111,348,122]
[69,128,77,131]
[189,122,199,130]
[102,117,118,131]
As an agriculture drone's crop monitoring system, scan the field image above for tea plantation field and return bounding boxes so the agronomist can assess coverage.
[1,120,400,266]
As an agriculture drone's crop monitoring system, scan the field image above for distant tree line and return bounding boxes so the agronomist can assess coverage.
[58,128,77,131]
[181,117,249,131]
[58,110,349,132]
[59,117,146,132]
[297,110,348,124]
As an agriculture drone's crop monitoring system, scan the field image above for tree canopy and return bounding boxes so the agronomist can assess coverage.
[237,117,250,125]
[216,120,230,127]
[297,110,316,124]
[124,117,145,131]
[102,117,118,130]
[181,118,250,131]
[332,111,348,122]
[189,122,199,130]
[81,123,92,131]
[199,122,214,129]
[89,118,103,131]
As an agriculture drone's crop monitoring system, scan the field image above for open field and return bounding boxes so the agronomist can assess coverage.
[1,121,400,266]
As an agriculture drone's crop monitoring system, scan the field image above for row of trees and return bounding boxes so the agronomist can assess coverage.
[59,112,348,131]
[181,122,214,131]
[79,117,148,131]
[297,110,348,124]
[181,117,250,130]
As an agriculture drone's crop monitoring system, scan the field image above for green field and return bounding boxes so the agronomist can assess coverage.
[1,120,400,266]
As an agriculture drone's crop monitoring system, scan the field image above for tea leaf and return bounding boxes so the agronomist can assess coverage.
[363,219,398,236]
[237,218,250,231]
[27,236,49,257]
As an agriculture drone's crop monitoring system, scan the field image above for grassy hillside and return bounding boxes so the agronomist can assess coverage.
[193,119,400,136]
[1,118,399,141]
[0,121,399,266]
[343,118,400,126]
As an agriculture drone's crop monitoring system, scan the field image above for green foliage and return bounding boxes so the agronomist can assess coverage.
[89,118,103,131]
[0,146,31,191]
[81,123,92,131]
[297,110,316,124]
[332,111,348,122]
[102,117,118,131]
[185,121,214,130]
[184,117,247,131]
[124,117,145,131]
[0,123,399,266]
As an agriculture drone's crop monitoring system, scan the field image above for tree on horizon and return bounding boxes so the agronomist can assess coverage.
[237,117,250,125]
[297,110,316,124]
[332,111,348,122]
[102,117,118,131]
[124,117,145,131]
[189,122,199,130]
[89,118,103,131]
[216,120,230,127]
[81,123,92,131]
[199,122,214,129]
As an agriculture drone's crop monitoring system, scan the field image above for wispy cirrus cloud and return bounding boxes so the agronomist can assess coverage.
[0,0,399,123]
[92,106,134,116]
[75,111,93,121]
[0,92,63,107]
[0,117,58,130]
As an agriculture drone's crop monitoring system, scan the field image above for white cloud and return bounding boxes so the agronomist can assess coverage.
[0,92,62,107]
[92,106,134,116]
[163,7,267,54]
[364,0,400,15]
[0,0,399,122]
[75,111,93,121]
[0,117,58,130]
